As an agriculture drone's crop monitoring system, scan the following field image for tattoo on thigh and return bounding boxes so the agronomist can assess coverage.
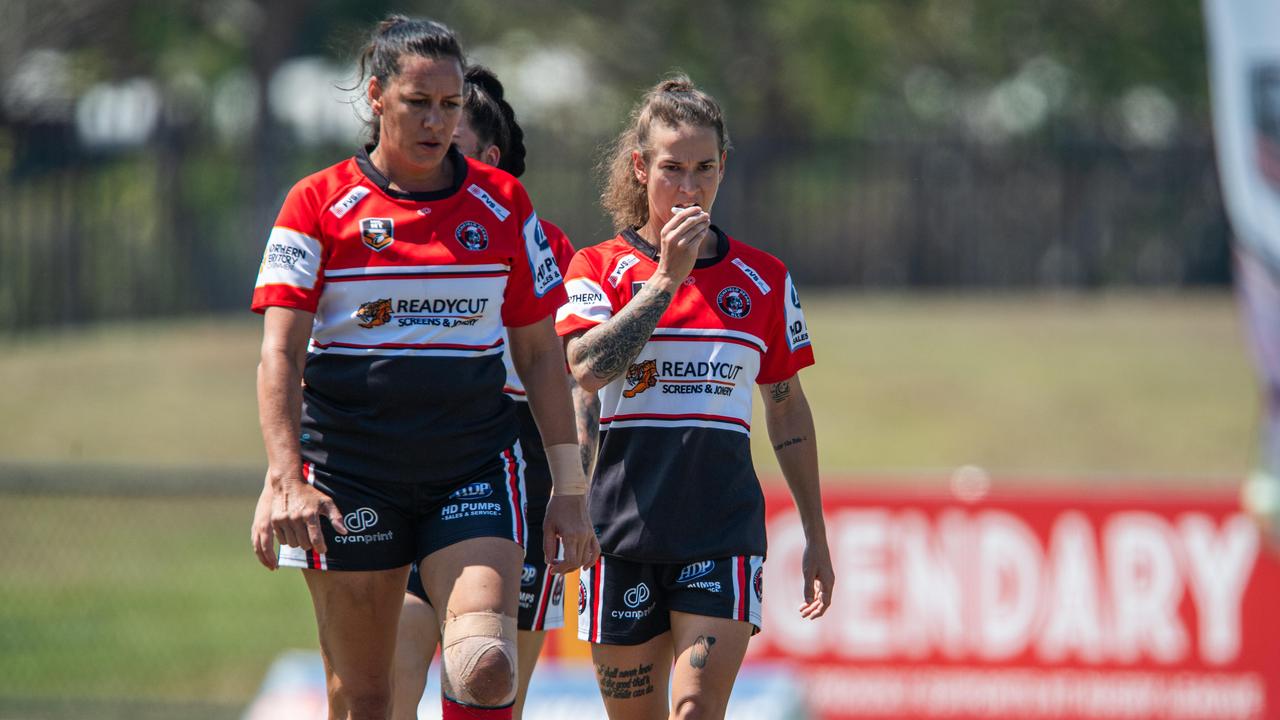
[690,635,717,669]
[595,662,656,700]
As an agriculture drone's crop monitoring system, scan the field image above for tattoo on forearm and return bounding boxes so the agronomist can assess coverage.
[595,662,656,699]
[572,383,601,477]
[770,381,792,403]
[773,436,806,451]
[690,635,717,668]
[570,287,672,383]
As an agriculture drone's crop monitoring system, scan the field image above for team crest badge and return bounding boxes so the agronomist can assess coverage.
[455,220,489,251]
[355,298,392,328]
[753,566,763,601]
[360,217,394,251]
[717,286,752,318]
[578,579,587,614]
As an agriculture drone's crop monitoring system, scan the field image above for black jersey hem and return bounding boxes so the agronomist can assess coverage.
[356,143,468,201]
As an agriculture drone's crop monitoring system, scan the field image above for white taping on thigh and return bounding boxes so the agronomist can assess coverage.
[440,611,518,705]
[546,443,587,496]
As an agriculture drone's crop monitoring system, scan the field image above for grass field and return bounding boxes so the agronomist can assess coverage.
[0,291,1258,478]
[0,292,1262,710]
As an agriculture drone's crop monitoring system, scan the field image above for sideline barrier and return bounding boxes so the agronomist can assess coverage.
[740,481,1278,720]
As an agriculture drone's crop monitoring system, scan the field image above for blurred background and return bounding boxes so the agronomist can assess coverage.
[0,0,1260,718]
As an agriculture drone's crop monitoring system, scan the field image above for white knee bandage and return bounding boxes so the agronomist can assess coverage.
[440,611,518,707]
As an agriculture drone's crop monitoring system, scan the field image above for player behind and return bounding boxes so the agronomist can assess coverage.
[250,16,596,720]
[556,75,834,719]
[389,64,585,720]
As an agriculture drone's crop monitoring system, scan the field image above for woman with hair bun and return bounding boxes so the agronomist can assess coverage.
[390,64,588,720]
[249,17,596,720]
[557,75,834,718]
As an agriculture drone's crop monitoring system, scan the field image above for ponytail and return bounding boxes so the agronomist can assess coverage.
[462,65,527,177]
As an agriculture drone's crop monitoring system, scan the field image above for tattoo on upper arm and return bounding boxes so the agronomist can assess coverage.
[773,436,806,451]
[690,635,717,668]
[594,662,656,699]
[770,381,792,403]
[570,287,672,384]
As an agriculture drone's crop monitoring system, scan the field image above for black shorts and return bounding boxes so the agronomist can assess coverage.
[406,518,566,631]
[277,444,528,572]
[577,554,763,645]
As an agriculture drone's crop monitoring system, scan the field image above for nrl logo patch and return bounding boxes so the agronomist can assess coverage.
[360,217,394,252]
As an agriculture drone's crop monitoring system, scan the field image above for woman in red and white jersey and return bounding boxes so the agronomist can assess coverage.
[556,75,834,719]
[390,64,580,720]
[250,16,595,720]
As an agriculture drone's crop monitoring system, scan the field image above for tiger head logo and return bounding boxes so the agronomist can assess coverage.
[623,359,658,398]
[355,298,392,328]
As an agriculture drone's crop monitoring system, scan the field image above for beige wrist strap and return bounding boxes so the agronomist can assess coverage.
[546,443,588,496]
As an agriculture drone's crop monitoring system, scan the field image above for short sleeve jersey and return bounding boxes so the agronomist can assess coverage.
[252,146,566,485]
[555,227,814,562]
[502,220,576,401]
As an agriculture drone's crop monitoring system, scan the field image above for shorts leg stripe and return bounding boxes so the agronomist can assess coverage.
[533,568,554,631]
[301,462,327,571]
[735,556,748,622]
[592,556,606,643]
[503,444,526,547]
[748,556,763,626]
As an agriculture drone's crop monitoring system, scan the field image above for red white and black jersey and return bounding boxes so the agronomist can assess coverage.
[251,146,566,485]
[555,227,814,562]
[502,220,575,402]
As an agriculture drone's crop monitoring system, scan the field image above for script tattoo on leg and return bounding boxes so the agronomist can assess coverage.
[773,435,806,451]
[595,662,656,699]
[690,635,717,669]
[770,381,792,403]
[569,286,673,384]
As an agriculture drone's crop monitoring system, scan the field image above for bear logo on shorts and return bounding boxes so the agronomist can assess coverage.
[551,576,564,606]
[355,298,392,328]
[578,579,588,614]
[753,566,763,601]
[623,359,658,398]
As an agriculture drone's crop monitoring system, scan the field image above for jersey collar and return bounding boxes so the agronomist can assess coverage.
[620,225,730,269]
[355,144,468,201]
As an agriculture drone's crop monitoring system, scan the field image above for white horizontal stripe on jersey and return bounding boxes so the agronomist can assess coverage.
[646,326,769,355]
[256,227,323,290]
[324,263,510,279]
[601,416,752,435]
[598,339,762,431]
[311,275,507,354]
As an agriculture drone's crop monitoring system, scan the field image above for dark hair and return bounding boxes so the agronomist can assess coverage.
[354,15,465,145]
[599,74,731,230]
[462,65,527,178]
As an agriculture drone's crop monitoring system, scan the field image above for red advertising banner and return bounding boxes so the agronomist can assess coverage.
[747,483,1280,720]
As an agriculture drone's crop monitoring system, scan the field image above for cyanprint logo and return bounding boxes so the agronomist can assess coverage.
[623,582,651,609]
[343,507,378,533]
